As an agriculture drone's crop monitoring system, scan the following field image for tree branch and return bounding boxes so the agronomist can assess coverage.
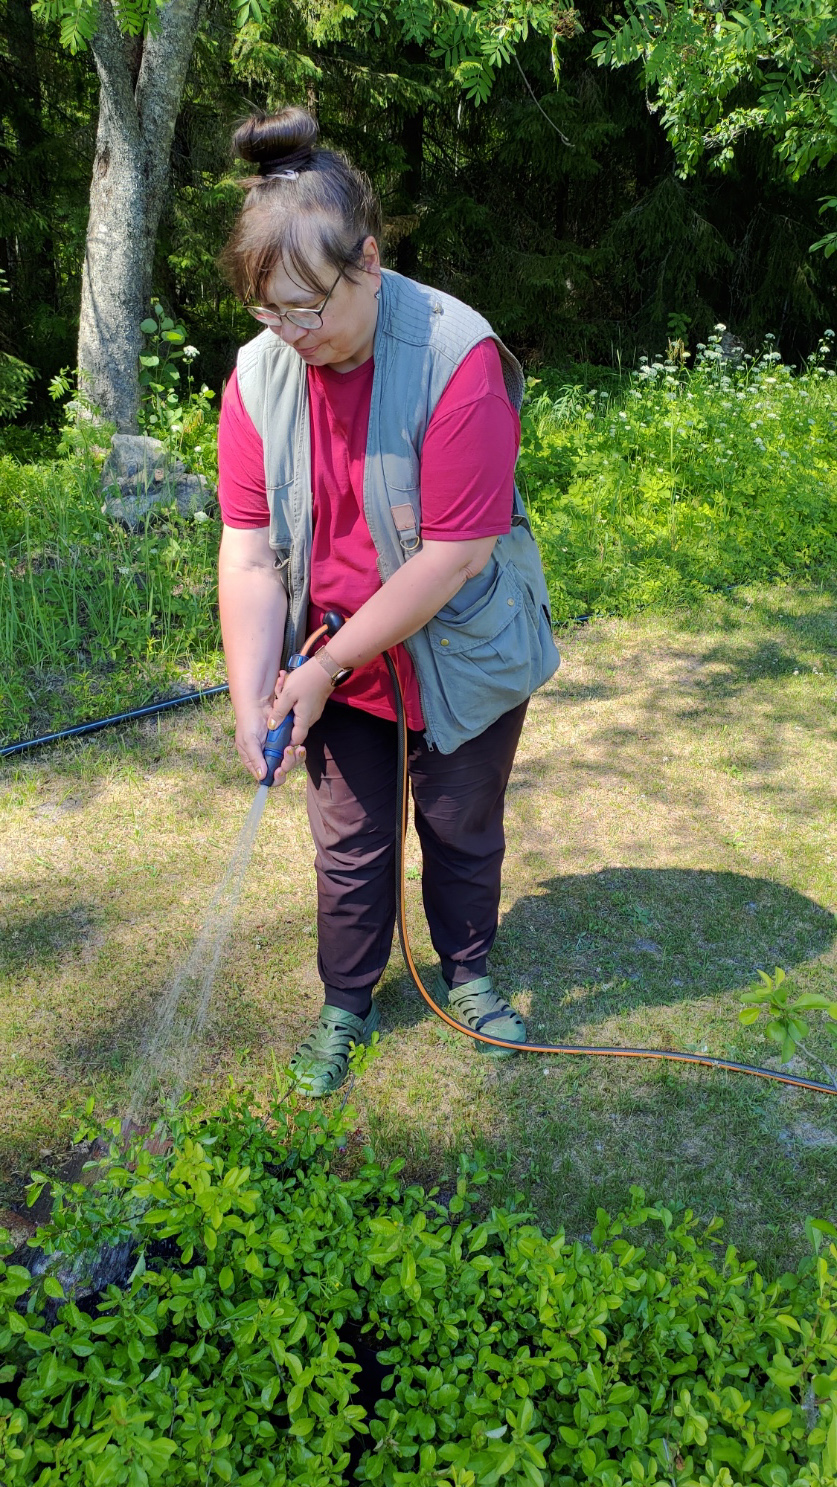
[135,0,204,156]
[88,0,141,150]
[514,54,573,148]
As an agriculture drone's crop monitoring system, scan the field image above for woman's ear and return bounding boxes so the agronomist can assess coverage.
[360,235,381,273]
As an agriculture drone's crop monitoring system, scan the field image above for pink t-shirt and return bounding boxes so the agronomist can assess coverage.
[218,339,519,727]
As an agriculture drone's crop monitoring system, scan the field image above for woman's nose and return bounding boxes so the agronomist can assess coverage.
[277,319,308,345]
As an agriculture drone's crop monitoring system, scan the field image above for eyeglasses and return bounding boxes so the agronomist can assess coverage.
[246,270,342,331]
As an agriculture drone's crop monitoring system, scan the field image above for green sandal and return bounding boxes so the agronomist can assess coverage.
[289,1003,380,1097]
[432,970,526,1058]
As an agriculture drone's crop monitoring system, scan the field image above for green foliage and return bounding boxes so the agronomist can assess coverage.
[740,967,837,1088]
[812,199,837,260]
[7,0,837,395]
[240,0,562,106]
[521,328,837,622]
[0,354,36,422]
[0,449,222,744]
[592,0,837,186]
[31,0,159,52]
[138,301,215,456]
[2,1079,837,1485]
[0,272,36,421]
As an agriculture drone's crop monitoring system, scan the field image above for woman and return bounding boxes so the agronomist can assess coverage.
[217,106,558,1096]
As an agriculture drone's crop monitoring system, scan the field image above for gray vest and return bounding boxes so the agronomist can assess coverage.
[236,268,559,753]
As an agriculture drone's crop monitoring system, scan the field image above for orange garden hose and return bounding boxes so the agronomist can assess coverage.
[383,653,836,1098]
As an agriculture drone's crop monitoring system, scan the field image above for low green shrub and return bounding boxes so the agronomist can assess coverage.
[137,301,216,462]
[520,329,837,622]
[741,968,837,1090]
[2,1077,836,1487]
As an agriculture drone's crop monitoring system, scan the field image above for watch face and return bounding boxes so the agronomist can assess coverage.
[332,667,353,687]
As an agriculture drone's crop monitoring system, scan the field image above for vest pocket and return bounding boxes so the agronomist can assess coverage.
[268,481,294,556]
[424,560,543,730]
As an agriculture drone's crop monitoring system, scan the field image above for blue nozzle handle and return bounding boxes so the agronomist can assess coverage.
[261,714,294,787]
[260,651,308,788]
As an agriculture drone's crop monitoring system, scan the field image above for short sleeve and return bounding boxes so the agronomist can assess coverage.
[217,367,271,528]
[418,340,520,542]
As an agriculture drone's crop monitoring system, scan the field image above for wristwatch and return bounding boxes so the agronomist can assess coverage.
[316,646,354,688]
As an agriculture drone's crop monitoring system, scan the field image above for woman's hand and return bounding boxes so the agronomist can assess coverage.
[269,657,333,749]
[234,690,307,785]
[219,523,292,783]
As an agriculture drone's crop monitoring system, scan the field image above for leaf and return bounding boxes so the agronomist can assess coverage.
[288,1312,307,1345]
[825,1412,837,1476]
[140,318,158,333]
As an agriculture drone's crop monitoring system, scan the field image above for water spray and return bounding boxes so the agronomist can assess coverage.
[120,612,348,1130]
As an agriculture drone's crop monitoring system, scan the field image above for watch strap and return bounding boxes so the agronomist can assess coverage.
[316,646,354,688]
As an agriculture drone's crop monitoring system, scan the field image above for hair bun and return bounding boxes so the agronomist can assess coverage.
[233,107,319,175]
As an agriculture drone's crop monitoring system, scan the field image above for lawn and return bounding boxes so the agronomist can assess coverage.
[2,578,836,1277]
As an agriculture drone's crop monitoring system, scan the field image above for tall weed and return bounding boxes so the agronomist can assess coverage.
[0,452,222,743]
[520,328,837,621]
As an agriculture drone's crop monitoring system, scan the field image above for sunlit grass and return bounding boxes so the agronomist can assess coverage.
[1,582,835,1276]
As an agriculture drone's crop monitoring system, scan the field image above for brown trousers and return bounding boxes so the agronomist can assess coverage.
[304,698,528,1014]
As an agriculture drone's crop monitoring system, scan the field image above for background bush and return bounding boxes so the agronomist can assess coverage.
[519,330,837,623]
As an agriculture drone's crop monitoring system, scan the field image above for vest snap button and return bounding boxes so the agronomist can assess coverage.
[440,638,449,646]
[507,597,515,605]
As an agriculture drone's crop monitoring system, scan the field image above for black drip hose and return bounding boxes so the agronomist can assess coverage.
[0,686,230,758]
[383,653,837,1098]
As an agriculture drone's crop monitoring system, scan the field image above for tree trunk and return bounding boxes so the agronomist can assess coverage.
[78,0,202,430]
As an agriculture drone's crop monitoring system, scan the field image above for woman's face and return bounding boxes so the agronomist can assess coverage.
[260,233,381,373]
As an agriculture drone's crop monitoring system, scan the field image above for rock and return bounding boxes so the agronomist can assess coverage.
[101,433,215,530]
[719,329,746,364]
[0,1205,37,1247]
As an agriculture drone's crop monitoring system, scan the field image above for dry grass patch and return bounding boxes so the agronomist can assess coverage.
[1,578,836,1273]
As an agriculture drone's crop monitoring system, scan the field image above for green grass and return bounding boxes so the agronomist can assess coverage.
[0,450,224,744]
[1,579,836,1278]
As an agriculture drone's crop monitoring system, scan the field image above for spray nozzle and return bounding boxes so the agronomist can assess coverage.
[261,650,307,788]
[259,613,346,789]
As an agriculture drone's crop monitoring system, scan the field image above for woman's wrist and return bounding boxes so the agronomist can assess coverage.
[315,647,354,687]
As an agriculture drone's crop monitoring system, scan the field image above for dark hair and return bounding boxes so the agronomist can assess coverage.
[221,107,383,302]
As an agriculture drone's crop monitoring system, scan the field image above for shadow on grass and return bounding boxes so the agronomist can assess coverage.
[493,866,836,1034]
[0,905,102,976]
[356,870,837,1275]
[330,867,837,1052]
